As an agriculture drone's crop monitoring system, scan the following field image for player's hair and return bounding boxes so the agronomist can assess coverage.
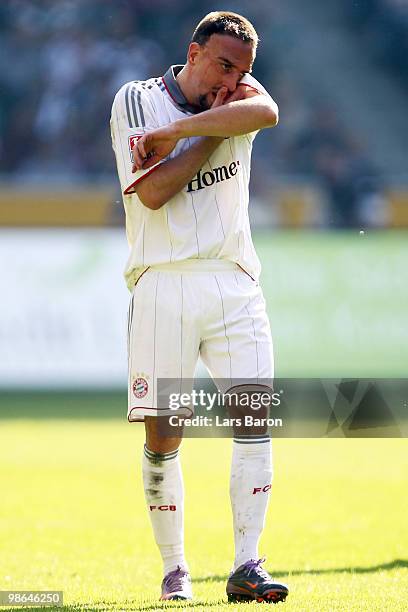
[191,11,258,50]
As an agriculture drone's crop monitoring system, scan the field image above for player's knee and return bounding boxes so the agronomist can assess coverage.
[226,385,271,436]
[145,415,183,453]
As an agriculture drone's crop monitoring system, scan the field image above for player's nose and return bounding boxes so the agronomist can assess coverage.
[222,74,238,93]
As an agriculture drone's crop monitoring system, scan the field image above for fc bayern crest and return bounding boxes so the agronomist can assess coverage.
[133,377,149,399]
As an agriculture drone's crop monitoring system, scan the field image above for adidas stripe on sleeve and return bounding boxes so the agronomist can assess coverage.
[110,81,162,195]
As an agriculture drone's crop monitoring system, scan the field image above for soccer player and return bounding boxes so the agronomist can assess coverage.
[110,11,289,604]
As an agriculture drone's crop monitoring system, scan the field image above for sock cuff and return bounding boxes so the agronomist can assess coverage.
[233,435,271,454]
[233,435,270,445]
[144,444,179,463]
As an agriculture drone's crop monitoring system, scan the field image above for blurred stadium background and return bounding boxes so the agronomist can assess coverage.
[1,3,408,610]
[1,0,407,396]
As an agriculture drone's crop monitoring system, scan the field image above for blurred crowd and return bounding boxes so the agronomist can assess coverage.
[345,0,408,86]
[0,0,168,179]
[0,0,398,226]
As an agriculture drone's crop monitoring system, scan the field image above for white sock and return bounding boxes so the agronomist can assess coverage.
[142,444,187,575]
[230,436,273,571]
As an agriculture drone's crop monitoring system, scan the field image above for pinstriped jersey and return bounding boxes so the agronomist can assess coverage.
[110,65,271,290]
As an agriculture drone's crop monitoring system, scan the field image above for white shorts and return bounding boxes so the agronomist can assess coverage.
[127,260,274,422]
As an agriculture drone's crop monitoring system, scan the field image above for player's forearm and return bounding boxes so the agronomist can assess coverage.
[135,137,222,210]
[173,97,279,139]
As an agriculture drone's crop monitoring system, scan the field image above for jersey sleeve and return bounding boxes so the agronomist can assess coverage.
[237,73,278,141]
[110,82,162,195]
[238,73,272,99]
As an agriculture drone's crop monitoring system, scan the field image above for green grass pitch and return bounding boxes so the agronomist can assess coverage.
[0,393,407,611]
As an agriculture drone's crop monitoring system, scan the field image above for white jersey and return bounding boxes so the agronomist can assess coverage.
[110,65,271,290]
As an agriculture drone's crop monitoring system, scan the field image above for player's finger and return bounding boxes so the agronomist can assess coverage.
[142,153,159,169]
[133,142,148,172]
[132,145,144,172]
[138,138,147,160]
[217,86,228,103]
[212,86,228,108]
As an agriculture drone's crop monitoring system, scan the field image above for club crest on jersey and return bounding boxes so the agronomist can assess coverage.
[133,376,149,398]
[128,134,143,162]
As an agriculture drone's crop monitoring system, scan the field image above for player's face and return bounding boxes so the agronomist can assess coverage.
[188,34,255,110]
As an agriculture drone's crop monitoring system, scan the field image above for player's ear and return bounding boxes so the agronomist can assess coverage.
[187,42,202,66]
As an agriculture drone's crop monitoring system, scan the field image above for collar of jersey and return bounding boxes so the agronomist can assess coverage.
[162,65,198,114]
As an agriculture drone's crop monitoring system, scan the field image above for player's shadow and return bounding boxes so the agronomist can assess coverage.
[4,601,224,612]
[194,558,408,583]
[5,559,407,611]
[130,602,225,611]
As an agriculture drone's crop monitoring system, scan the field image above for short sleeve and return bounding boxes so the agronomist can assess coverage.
[239,73,272,99]
[110,82,162,195]
[237,74,278,141]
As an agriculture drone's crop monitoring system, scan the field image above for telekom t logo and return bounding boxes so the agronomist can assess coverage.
[252,485,272,495]
[129,134,142,162]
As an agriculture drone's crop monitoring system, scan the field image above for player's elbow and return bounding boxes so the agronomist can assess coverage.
[139,194,163,210]
[135,183,164,210]
[264,102,279,128]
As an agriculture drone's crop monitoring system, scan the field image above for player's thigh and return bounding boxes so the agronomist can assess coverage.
[200,269,274,388]
[127,270,200,420]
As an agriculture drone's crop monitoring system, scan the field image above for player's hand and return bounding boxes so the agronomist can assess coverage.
[210,85,257,107]
[207,87,230,143]
[224,84,260,104]
[205,85,258,142]
[132,126,178,172]
[211,86,229,108]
